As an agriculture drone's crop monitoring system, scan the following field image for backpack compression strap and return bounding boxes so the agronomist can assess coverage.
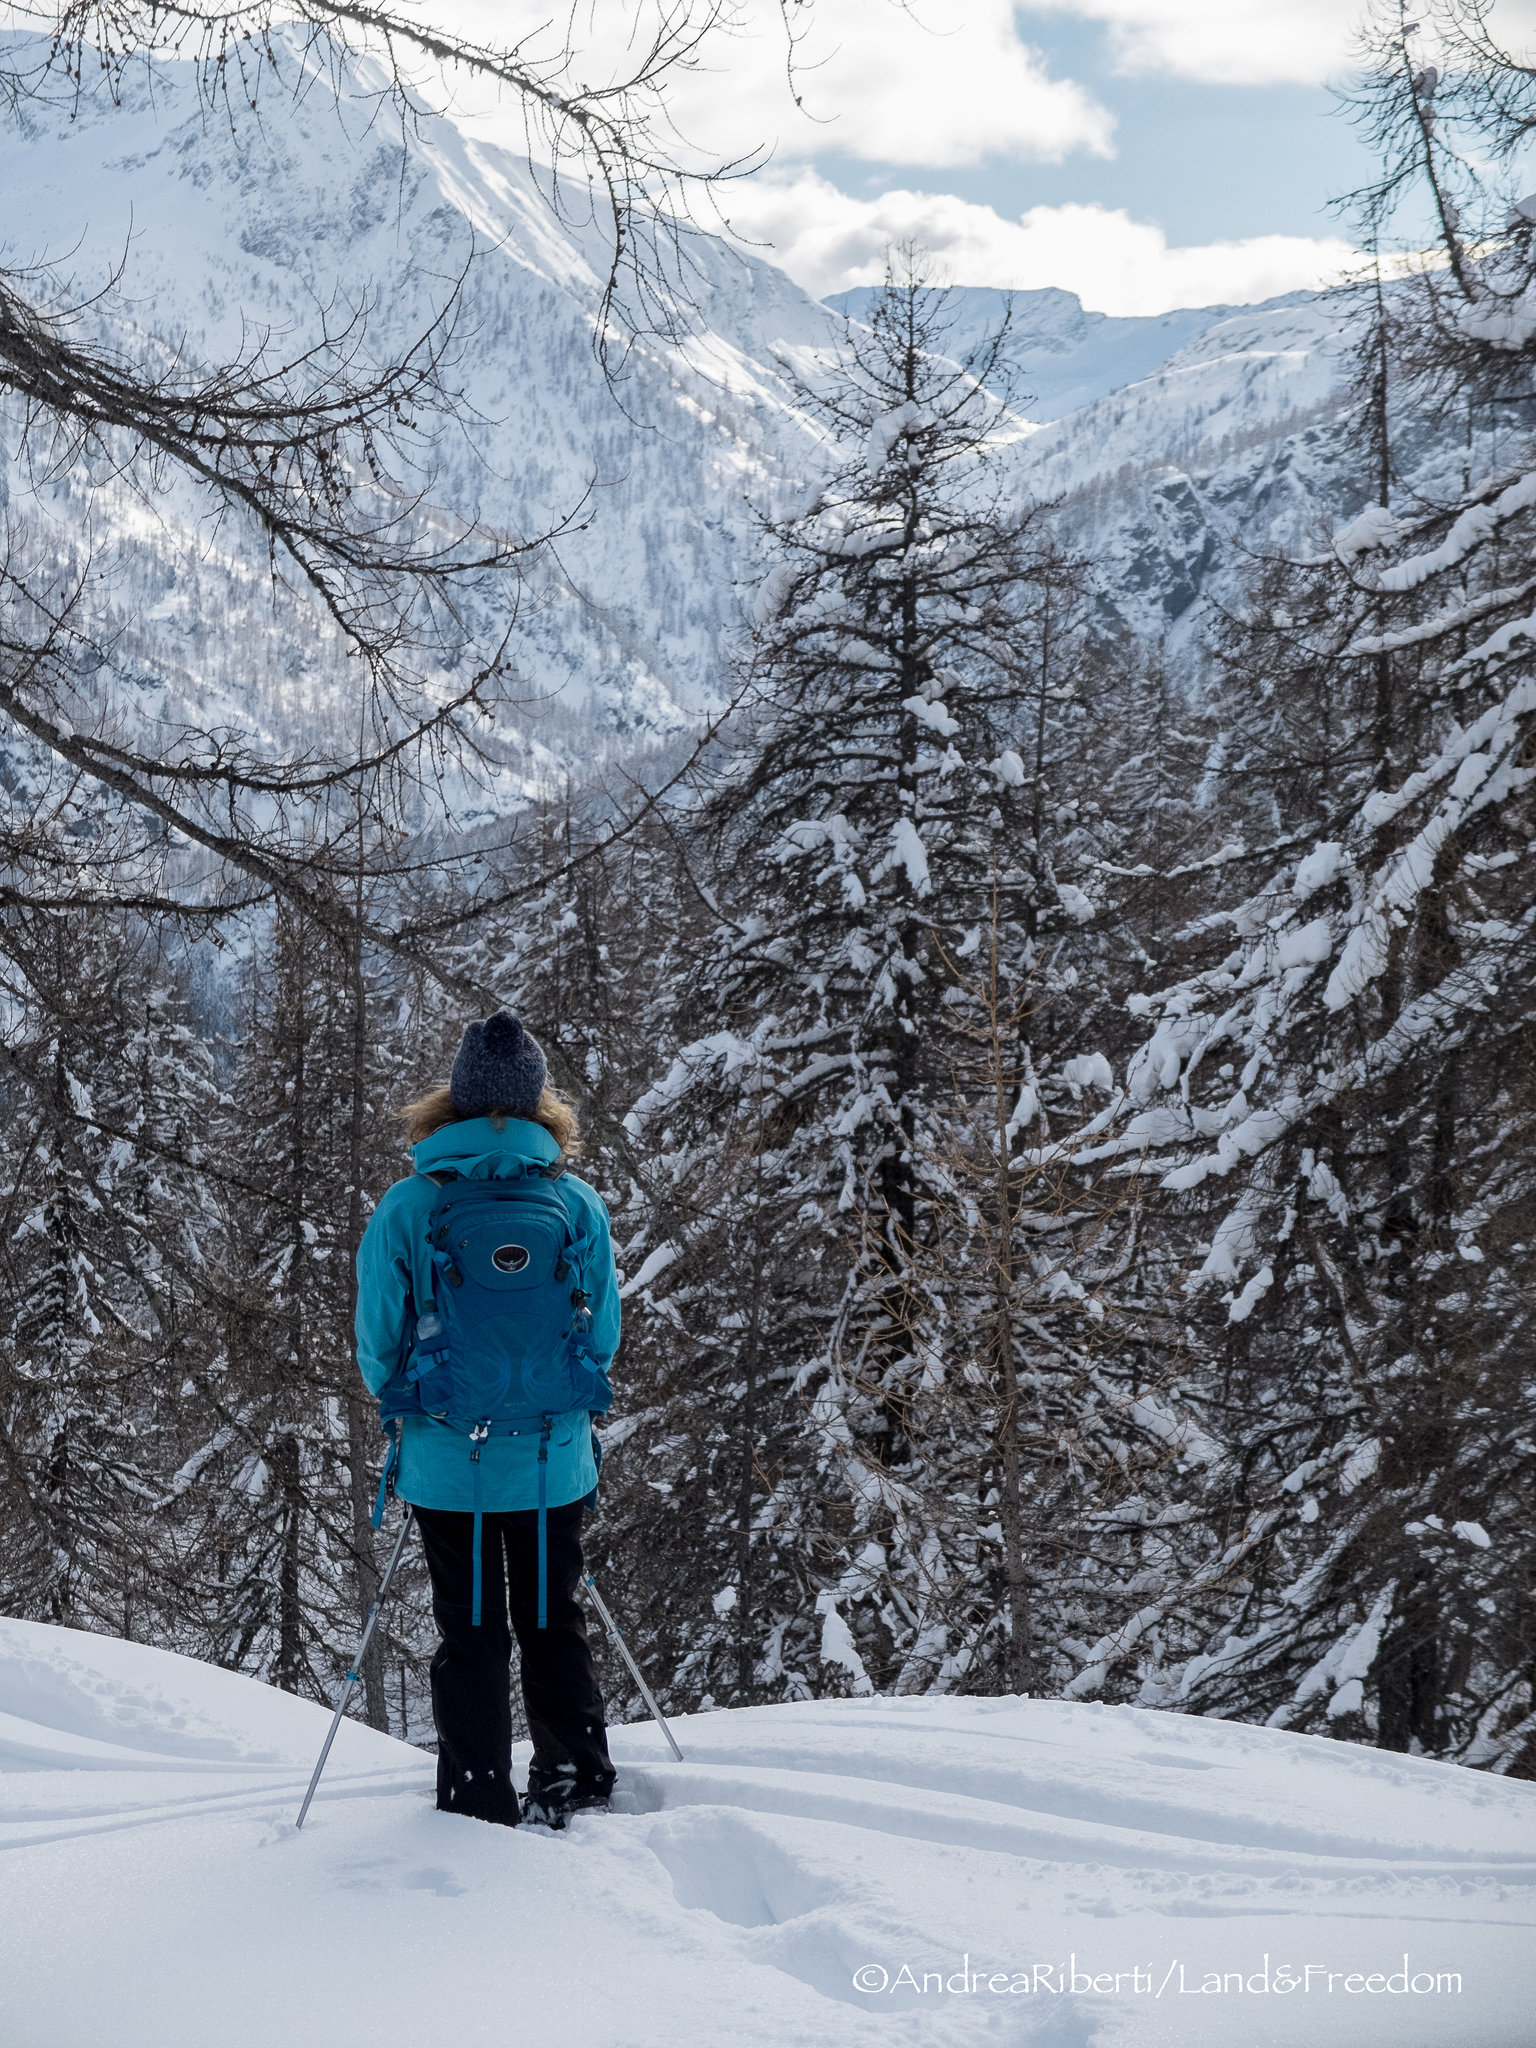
[537,1416,552,1629]
[468,1422,490,1626]
[462,1415,556,1628]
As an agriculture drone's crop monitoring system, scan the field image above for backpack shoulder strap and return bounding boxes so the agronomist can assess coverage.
[549,1171,593,1285]
[416,1168,459,1187]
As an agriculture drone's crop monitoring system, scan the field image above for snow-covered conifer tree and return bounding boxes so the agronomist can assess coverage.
[623,259,1166,1701]
[1080,13,1536,1762]
[0,915,222,1638]
[217,906,401,1715]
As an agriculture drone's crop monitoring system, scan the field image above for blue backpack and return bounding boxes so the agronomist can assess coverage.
[372,1160,613,1628]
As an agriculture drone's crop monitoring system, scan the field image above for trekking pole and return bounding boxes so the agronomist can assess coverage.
[295,1507,415,1829]
[584,1573,685,1762]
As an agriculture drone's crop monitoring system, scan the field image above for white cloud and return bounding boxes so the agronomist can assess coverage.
[441,0,1114,167]
[722,171,1356,314]
[1026,0,1536,84]
[1026,1,1360,85]
[687,0,1115,166]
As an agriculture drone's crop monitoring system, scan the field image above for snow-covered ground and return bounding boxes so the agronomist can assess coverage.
[2,1618,1531,2046]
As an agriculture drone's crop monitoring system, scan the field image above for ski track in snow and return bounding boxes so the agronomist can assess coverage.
[2,1620,1532,2046]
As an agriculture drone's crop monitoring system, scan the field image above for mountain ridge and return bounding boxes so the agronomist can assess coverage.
[823,281,1335,426]
[0,34,1367,772]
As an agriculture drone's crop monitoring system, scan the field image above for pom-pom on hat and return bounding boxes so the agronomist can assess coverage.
[449,1008,548,1119]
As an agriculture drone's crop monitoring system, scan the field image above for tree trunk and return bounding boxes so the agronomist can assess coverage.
[272,1429,304,1692]
[734,1137,765,1703]
[985,890,1032,1693]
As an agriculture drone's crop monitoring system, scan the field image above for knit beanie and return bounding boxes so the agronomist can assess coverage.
[449,1008,548,1118]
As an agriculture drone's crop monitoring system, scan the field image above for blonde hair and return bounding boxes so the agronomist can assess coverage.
[397,1081,583,1157]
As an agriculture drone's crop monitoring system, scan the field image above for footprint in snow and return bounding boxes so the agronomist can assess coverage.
[402,1865,467,1898]
[646,1810,834,1928]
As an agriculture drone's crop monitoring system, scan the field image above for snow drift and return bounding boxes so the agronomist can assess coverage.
[2,1617,1532,2046]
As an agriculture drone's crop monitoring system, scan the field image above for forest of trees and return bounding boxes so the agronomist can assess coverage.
[2,1,1533,1772]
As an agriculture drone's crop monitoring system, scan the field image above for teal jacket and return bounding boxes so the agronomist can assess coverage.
[354,1118,620,1513]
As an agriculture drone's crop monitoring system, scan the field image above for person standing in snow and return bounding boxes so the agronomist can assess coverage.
[355,1010,620,1829]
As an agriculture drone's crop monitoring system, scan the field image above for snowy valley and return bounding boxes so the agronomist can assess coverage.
[0,33,1366,769]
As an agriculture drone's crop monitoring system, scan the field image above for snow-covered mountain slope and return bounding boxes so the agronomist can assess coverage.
[825,284,1362,638]
[1014,296,1351,496]
[2,37,1377,770]
[824,283,1328,427]
[4,1616,1533,2046]
[1010,293,1361,637]
[0,33,837,761]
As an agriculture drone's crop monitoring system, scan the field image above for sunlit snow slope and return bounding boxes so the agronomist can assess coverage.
[0,32,1369,769]
[2,1617,1532,2047]
[825,284,1326,427]
[833,284,1361,640]
[0,31,834,754]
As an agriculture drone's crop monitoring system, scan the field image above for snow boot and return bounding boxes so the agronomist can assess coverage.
[523,1758,613,1829]
[439,1756,521,1828]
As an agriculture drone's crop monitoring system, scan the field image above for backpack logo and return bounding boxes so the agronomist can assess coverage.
[492,1243,529,1273]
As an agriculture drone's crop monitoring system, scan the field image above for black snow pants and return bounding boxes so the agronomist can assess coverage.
[414,1500,614,1826]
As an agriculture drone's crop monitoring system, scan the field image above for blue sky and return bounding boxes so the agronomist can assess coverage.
[692,0,1377,314]
[841,15,1375,247]
[450,1,1450,313]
